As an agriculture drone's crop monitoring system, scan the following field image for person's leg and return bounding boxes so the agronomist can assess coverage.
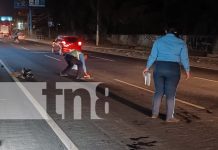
[164,65,180,120]
[61,55,73,75]
[71,57,83,78]
[152,70,165,117]
[76,61,83,78]
[79,53,90,78]
[79,53,87,73]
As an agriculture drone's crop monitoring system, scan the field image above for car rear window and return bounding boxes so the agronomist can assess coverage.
[64,37,78,43]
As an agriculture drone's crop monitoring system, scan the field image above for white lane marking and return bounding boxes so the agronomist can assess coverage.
[20,46,30,50]
[0,59,78,150]
[114,79,206,110]
[90,56,115,62]
[28,52,51,54]
[44,55,62,61]
[84,45,134,52]
[115,79,154,93]
[194,77,218,83]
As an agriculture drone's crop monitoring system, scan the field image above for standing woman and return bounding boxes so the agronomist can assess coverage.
[143,27,190,122]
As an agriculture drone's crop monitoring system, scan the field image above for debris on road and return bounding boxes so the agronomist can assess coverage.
[10,68,34,79]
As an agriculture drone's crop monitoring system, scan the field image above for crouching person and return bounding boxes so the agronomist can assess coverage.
[60,50,90,79]
[60,50,83,79]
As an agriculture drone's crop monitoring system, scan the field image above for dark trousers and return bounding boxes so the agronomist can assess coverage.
[61,54,83,78]
[152,61,181,120]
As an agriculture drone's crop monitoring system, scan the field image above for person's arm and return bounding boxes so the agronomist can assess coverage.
[143,40,158,73]
[180,43,190,79]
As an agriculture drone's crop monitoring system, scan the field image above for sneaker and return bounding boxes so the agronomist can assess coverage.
[60,73,68,77]
[84,74,91,79]
[151,114,158,119]
[166,118,180,123]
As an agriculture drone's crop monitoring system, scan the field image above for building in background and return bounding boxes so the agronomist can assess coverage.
[0,16,13,38]
[14,0,46,36]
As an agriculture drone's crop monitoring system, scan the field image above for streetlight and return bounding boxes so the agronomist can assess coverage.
[96,0,99,46]
[28,6,33,36]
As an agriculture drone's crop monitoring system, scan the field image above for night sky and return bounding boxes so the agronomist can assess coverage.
[0,0,14,16]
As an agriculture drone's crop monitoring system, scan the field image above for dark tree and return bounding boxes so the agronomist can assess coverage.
[47,0,218,35]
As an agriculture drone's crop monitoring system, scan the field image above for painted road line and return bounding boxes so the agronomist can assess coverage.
[44,55,62,61]
[20,46,31,50]
[90,56,115,62]
[84,45,135,52]
[194,77,218,83]
[29,52,51,54]
[0,59,78,150]
[114,79,206,110]
[114,79,154,93]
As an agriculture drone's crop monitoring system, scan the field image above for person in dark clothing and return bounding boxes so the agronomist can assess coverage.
[60,52,83,79]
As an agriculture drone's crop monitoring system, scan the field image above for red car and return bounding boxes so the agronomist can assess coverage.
[52,35,82,55]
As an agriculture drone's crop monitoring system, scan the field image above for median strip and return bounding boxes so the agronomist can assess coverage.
[191,65,218,71]
[26,39,218,71]
[114,79,206,110]
[194,77,218,83]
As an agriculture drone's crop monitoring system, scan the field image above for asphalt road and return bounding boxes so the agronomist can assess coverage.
[0,39,218,150]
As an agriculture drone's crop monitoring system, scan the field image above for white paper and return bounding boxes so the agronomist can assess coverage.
[72,65,78,70]
[144,72,151,86]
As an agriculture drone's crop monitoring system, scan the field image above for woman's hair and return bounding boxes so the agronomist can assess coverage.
[165,25,179,37]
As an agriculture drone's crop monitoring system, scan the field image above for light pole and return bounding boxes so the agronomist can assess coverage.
[28,6,33,36]
[96,0,99,46]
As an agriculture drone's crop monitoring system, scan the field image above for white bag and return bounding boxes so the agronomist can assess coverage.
[143,72,151,86]
[72,65,78,70]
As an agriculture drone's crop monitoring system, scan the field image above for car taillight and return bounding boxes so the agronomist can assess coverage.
[78,41,82,46]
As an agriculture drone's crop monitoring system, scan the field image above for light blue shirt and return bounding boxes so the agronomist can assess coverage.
[146,34,190,72]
